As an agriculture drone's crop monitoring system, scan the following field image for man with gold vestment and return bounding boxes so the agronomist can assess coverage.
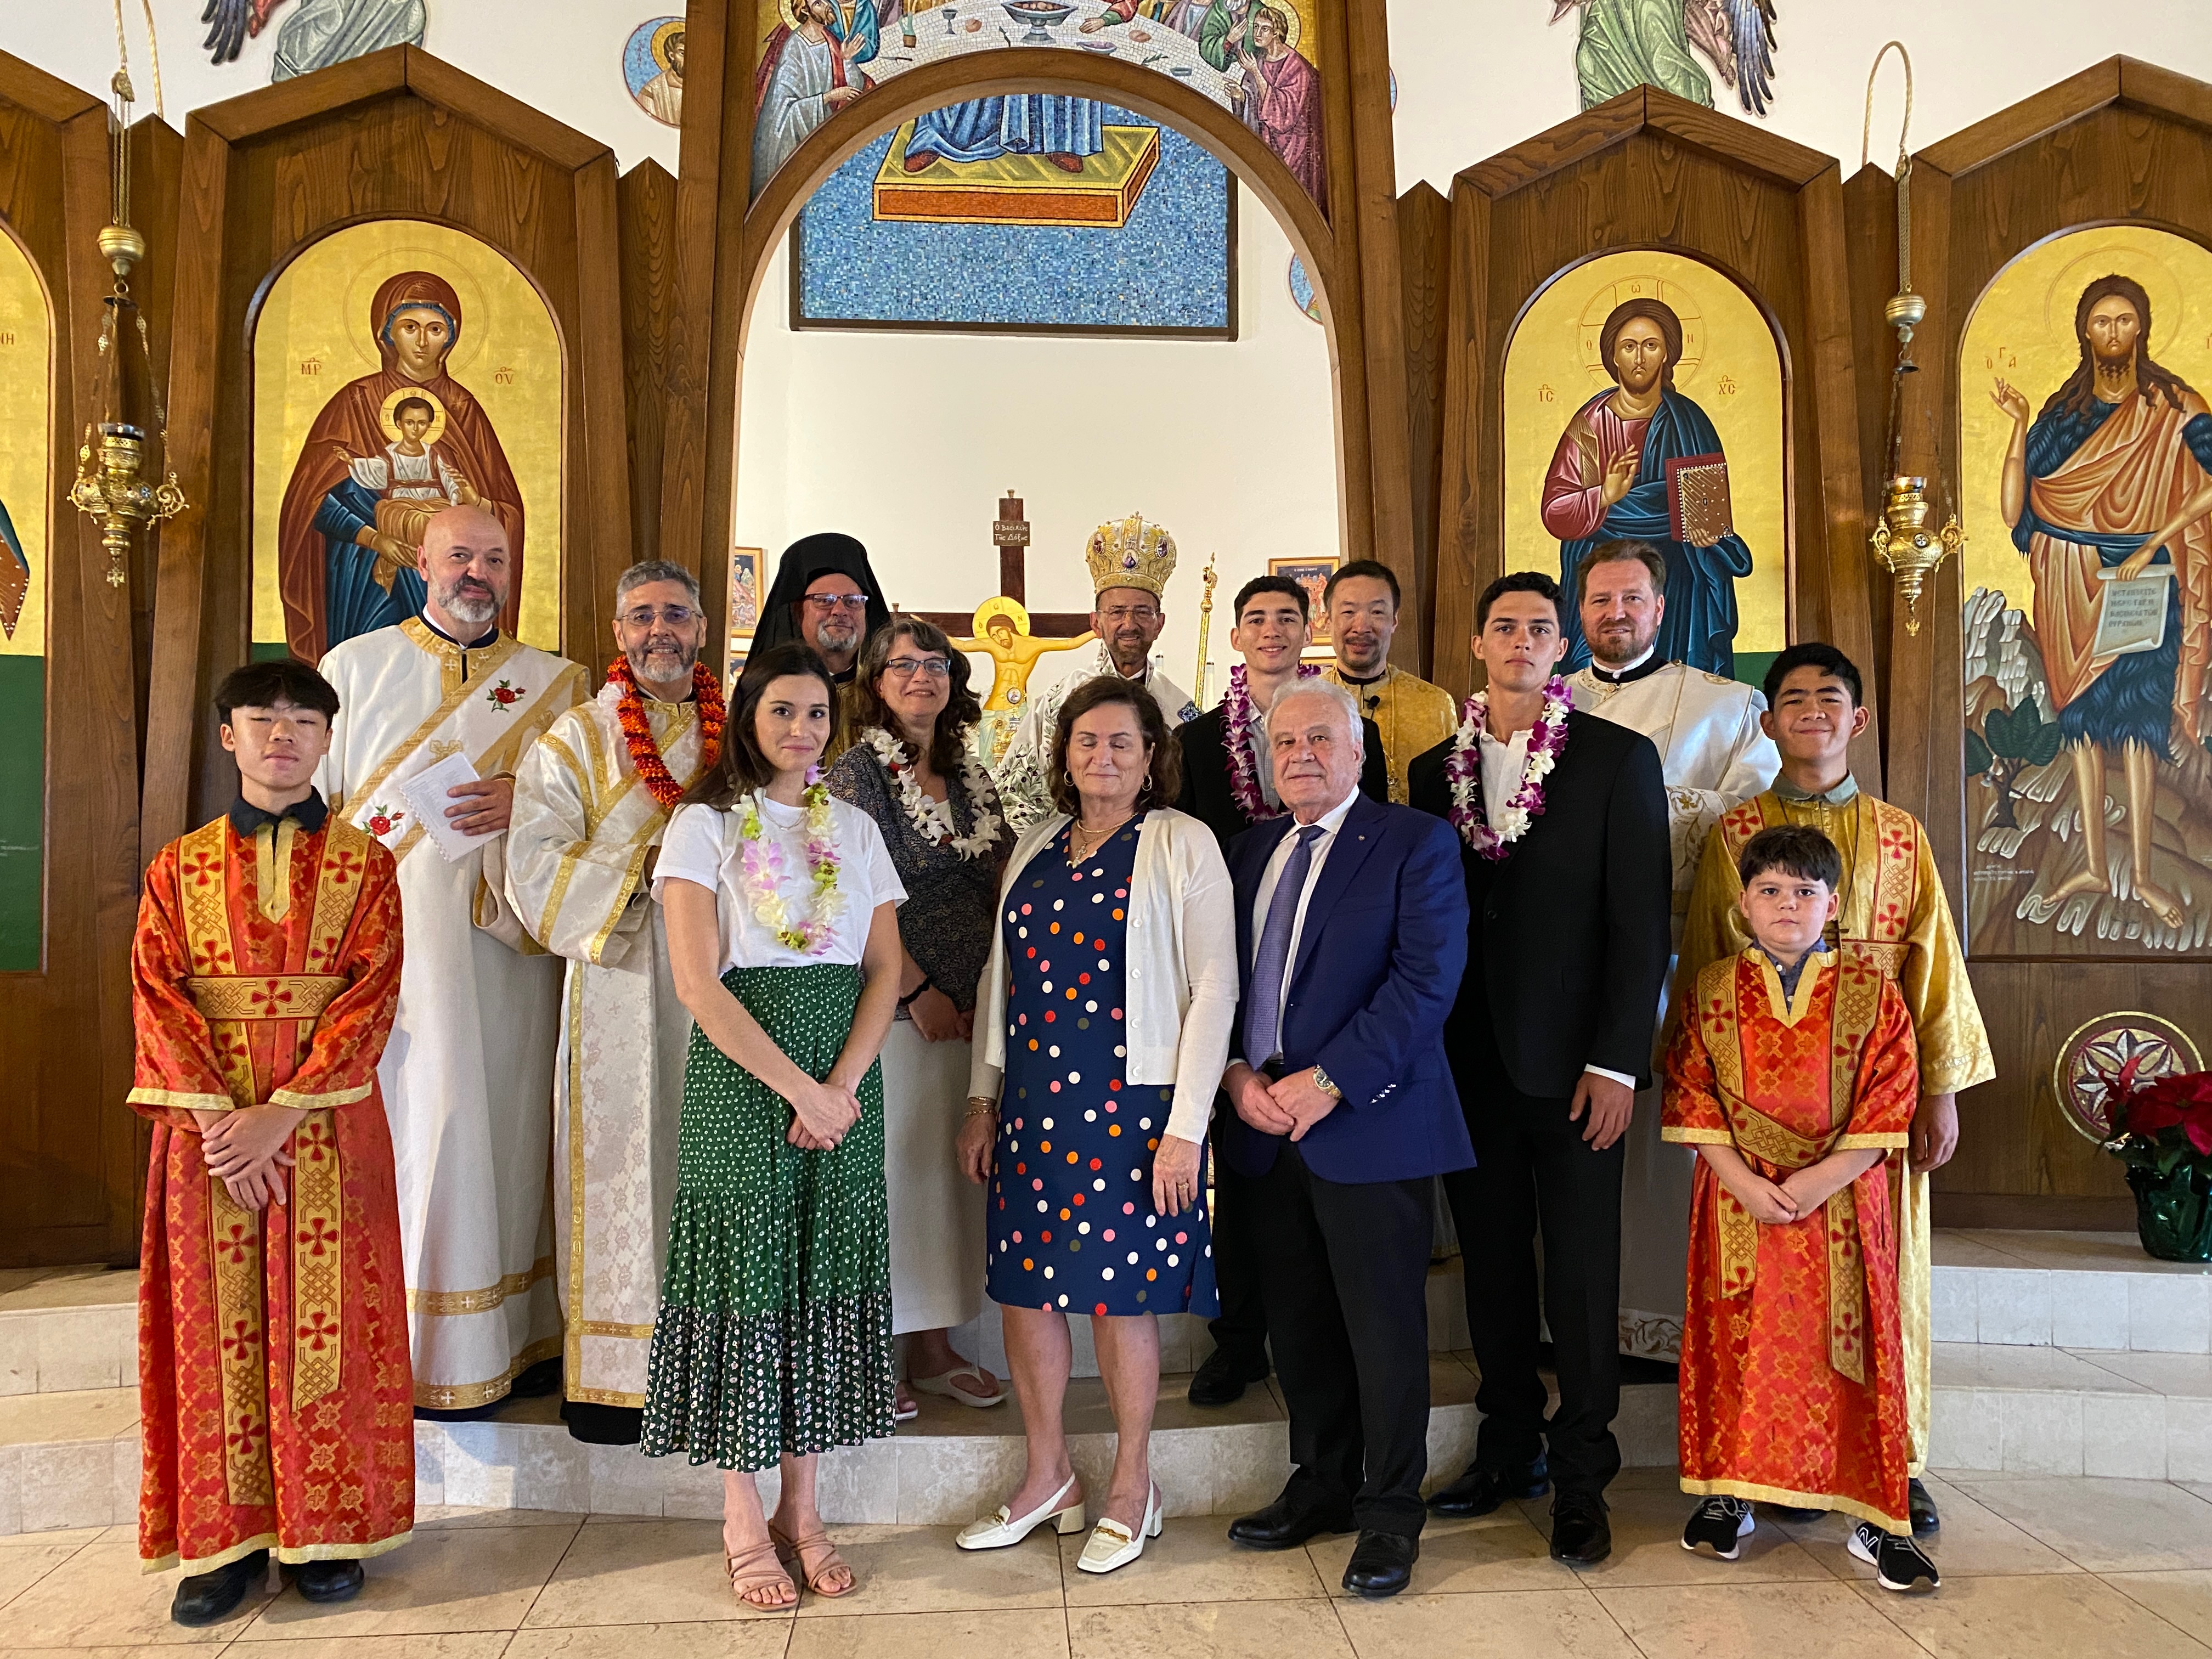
[506,562,721,1445]
[1566,541,1778,1359]
[132,661,411,1623]
[1680,643,1993,1537]
[1319,559,1456,805]
[995,513,1199,832]
[317,505,587,1414]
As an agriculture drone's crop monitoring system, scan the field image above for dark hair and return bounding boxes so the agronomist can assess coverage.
[1598,297,1684,391]
[681,641,839,808]
[849,616,981,775]
[1738,824,1843,892]
[1762,641,1863,710]
[1475,569,1562,630]
[1233,574,1309,623]
[1575,539,1667,603]
[214,659,340,725]
[2040,273,2198,424]
[1321,558,1401,614]
[1047,676,1181,819]
[392,396,435,426]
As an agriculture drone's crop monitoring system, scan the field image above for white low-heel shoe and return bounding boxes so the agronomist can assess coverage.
[1076,1483,1163,1575]
[955,1475,1085,1551]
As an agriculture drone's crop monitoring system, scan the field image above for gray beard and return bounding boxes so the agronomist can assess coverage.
[628,645,699,690]
[437,588,499,628]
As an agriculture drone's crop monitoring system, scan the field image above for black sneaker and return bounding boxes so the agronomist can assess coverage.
[1849,1521,1940,1591]
[1680,1495,1756,1559]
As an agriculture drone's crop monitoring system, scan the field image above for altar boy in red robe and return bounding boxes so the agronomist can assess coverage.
[129,659,413,1626]
[1662,825,1938,1594]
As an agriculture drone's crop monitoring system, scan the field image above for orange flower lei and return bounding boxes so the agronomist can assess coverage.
[608,658,725,809]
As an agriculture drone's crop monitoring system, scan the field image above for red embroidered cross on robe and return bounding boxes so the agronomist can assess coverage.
[1662,946,1919,1533]
[128,810,413,1574]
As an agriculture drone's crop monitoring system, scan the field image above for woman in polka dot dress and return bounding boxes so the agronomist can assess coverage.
[643,643,909,1611]
[953,679,1238,1575]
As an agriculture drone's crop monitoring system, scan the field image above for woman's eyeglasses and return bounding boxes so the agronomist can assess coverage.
[884,656,951,679]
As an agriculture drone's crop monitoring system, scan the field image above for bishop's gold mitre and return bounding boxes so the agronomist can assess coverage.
[1085,512,1177,598]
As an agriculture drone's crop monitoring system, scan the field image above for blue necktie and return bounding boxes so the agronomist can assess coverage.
[1244,824,1324,1066]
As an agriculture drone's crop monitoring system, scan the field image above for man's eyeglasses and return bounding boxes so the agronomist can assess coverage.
[1098,605,1160,625]
[803,592,871,612]
[618,605,702,629]
[884,656,951,680]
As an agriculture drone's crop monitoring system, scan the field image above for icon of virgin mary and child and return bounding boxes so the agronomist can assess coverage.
[276,270,526,662]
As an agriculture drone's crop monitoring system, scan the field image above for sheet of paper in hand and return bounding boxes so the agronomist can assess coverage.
[398,752,497,862]
[2092,566,2172,658]
[1666,453,1733,547]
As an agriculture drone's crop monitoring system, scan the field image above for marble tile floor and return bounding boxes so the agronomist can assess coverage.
[4,1469,2210,1659]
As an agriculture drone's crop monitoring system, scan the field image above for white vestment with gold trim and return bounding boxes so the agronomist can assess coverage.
[1568,661,1780,1360]
[505,685,703,1409]
[317,618,586,1408]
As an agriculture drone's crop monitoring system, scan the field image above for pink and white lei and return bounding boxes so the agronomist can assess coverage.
[1443,675,1572,860]
[1223,660,1321,822]
[735,770,845,953]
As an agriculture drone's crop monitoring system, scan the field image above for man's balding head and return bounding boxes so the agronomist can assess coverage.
[418,505,511,635]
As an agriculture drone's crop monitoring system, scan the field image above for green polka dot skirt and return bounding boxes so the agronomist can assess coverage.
[639,963,895,1471]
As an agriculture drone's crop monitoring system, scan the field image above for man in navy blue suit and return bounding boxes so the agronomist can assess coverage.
[1217,678,1471,1600]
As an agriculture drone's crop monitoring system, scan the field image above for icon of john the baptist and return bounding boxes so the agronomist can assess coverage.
[276,270,526,662]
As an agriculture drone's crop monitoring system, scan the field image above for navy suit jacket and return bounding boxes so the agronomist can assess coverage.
[1220,792,1474,1186]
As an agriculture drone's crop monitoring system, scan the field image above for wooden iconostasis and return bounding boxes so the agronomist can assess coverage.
[3,31,2209,1260]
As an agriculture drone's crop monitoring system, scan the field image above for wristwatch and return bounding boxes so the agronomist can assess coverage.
[1310,1065,1341,1099]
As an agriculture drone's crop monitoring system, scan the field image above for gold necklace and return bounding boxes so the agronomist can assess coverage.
[1069,810,1134,865]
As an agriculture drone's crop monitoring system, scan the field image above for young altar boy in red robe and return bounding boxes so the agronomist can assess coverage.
[1662,824,1939,1594]
[129,659,413,1626]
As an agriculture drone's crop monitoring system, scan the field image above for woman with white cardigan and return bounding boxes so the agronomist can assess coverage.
[953,676,1237,1575]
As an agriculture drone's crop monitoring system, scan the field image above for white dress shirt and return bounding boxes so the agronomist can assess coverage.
[1249,785,1359,1054]
[1477,720,1636,1094]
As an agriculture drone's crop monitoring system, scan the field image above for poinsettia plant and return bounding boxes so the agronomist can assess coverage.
[2100,1059,2212,1167]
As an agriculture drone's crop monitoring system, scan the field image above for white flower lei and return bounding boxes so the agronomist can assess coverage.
[1444,676,1573,860]
[735,780,845,953]
[861,726,1003,860]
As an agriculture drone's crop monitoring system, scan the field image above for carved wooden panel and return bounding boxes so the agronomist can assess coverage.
[0,57,168,1265]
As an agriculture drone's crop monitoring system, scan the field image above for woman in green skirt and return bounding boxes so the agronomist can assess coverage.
[646,640,907,1608]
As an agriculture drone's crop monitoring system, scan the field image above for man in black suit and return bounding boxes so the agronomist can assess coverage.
[1408,571,1670,1567]
[1176,575,1389,1409]
[1219,679,1471,1599]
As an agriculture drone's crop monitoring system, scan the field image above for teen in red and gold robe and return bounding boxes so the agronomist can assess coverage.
[129,793,413,1577]
[1662,945,1918,1530]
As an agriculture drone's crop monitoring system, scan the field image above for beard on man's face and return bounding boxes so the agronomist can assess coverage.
[436,574,501,627]
[811,614,861,654]
[629,639,701,685]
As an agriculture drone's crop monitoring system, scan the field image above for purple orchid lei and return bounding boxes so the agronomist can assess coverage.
[1223,660,1321,823]
[1443,675,1572,860]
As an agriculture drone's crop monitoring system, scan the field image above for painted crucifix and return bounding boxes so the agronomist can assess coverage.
[913,490,1096,763]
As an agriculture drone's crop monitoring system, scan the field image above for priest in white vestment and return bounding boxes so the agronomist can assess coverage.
[1566,540,1776,1360]
[994,513,1198,833]
[505,562,718,1445]
[317,505,587,1413]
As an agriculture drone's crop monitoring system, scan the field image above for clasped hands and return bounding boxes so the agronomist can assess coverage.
[194,1103,308,1213]
[1226,1060,1337,1142]
[786,1075,863,1152]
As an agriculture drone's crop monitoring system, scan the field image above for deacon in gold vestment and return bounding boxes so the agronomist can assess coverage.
[131,662,410,1617]
[1319,559,1456,804]
[506,564,720,1442]
[1680,646,1993,1525]
[317,507,587,1413]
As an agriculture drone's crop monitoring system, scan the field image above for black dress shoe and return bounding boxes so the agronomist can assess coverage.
[1428,1454,1549,1517]
[1908,1477,1940,1536]
[171,1550,267,1627]
[1549,1490,1612,1565]
[291,1559,365,1603]
[1342,1529,1419,1599]
[1188,1344,1269,1406]
[510,1357,564,1398]
[1227,1494,1356,1550]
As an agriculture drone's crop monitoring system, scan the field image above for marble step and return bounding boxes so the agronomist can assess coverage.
[0,1267,137,1397]
[1932,1230,2212,1354]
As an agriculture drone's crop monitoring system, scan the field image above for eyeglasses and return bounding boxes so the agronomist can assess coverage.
[884,656,951,679]
[803,592,871,612]
[618,605,701,629]
[1098,605,1160,624]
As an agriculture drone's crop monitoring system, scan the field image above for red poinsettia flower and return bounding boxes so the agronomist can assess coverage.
[2121,1069,2212,1155]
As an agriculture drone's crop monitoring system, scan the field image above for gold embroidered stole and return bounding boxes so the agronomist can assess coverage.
[175,815,374,1504]
[338,619,586,865]
[1694,948,1889,1383]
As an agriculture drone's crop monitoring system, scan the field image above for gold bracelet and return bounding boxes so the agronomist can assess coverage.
[963,1099,999,1119]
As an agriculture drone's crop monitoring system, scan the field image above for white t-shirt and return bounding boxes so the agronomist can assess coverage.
[653,793,906,973]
